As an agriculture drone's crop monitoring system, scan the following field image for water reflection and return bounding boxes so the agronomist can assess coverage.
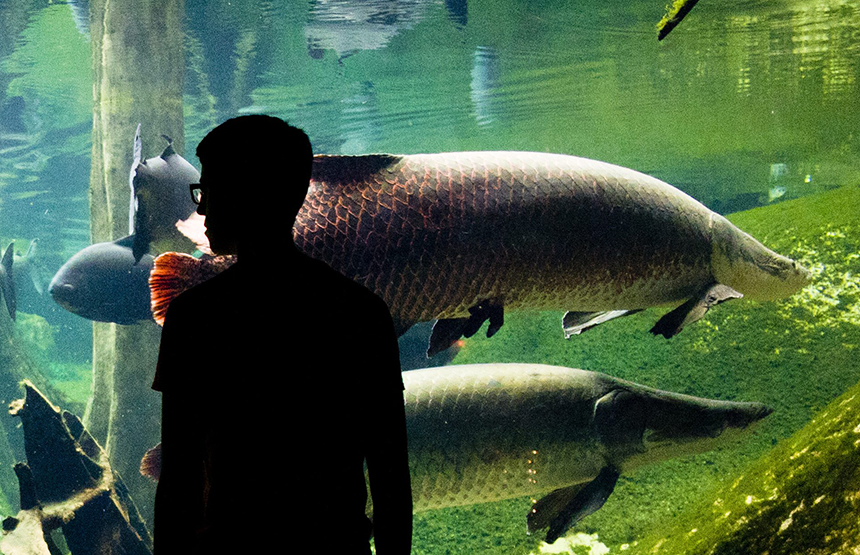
[340,81,381,154]
[305,0,440,60]
[470,46,500,127]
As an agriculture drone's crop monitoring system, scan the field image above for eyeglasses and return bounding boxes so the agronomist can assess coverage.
[190,183,207,205]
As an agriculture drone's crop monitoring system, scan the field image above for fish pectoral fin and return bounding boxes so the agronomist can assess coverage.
[483,302,504,338]
[428,318,470,357]
[428,300,504,357]
[650,283,743,338]
[527,466,621,544]
[562,310,641,338]
[131,227,152,265]
[593,389,648,455]
[464,299,504,338]
[527,483,586,533]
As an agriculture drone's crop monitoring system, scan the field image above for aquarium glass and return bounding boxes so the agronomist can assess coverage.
[0,0,859,553]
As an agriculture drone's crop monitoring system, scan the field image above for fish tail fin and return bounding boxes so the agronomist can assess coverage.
[149,252,235,325]
[140,442,161,481]
[149,252,204,325]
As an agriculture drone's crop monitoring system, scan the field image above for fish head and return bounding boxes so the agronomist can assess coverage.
[711,215,812,301]
[49,238,155,324]
[596,387,772,468]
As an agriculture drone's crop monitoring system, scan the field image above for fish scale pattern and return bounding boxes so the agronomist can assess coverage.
[358,363,771,520]
[399,364,608,511]
[296,152,717,328]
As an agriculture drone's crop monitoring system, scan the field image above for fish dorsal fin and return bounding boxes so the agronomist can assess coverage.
[311,154,403,185]
[159,135,175,159]
[129,123,142,234]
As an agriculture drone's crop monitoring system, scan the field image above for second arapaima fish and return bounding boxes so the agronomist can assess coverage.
[155,151,811,354]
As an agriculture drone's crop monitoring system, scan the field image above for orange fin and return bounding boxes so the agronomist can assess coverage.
[149,252,236,326]
[149,252,235,325]
[149,252,201,325]
[140,442,161,481]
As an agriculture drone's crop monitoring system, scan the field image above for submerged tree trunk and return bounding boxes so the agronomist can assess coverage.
[88,0,186,524]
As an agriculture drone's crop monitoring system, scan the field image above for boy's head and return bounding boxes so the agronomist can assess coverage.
[193,116,313,255]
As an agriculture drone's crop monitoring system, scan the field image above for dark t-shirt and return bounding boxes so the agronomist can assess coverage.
[152,253,409,554]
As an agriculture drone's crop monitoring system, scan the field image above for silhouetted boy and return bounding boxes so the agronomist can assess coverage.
[152,115,412,554]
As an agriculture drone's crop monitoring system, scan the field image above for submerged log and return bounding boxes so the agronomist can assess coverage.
[1,381,151,555]
[0,279,70,513]
[88,0,186,523]
[656,0,701,40]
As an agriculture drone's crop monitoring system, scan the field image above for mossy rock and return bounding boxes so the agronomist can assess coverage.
[627,372,860,555]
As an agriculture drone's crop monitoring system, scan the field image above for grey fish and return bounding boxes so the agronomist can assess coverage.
[49,235,155,324]
[394,363,772,543]
[50,126,199,324]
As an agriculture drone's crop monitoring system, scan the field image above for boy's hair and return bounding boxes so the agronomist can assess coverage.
[196,115,314,195]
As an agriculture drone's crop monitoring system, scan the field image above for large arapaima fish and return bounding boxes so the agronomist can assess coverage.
[140,362,772,543]
[394,363,770,543]
[161,151,811,354]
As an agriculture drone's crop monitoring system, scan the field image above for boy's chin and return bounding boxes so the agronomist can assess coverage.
[207,238,240,256]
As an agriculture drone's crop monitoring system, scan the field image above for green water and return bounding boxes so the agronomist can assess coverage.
[0,0,859,553]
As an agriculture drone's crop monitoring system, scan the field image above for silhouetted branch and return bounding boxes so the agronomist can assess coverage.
[0,381,152,555]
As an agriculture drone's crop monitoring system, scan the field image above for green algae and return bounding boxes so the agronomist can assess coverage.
[415,186,860,554]
[656,0,701,40]
[627,370,860,555]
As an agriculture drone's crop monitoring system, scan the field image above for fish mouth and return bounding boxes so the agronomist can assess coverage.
[49,282,76,309]
[730,402,774,428]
